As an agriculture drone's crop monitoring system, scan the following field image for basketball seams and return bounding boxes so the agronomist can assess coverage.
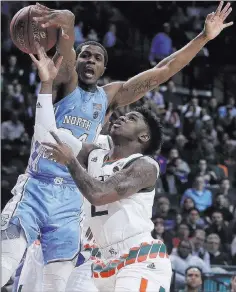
[10,5,57,54]
[10,8,24,49]
[28,5,32,54]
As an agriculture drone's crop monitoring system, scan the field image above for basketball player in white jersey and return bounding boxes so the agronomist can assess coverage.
[43,106,172,291]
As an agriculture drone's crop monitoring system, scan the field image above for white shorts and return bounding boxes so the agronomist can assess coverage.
[66,259,98,292]
[93,241,172,292]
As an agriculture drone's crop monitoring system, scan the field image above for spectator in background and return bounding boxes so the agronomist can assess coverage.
[1,111,26,142]
[181,176,212,212]
[151,220,173,254]
[206,233,231,266]
[230,274,236,292]
[185,208,205,236]
[181,95,202,118]
[208,97,219,121]
[172,223,190,248]
[170,240,210,288]
[152,196,177,231]
[205,211,229,245]
[204,193,233,223]
[179,266,203,292]
[103,23,117,48]
[218,97,236,118]
[181,197,196,220]
[5,55,19,81]
[86,28,99,42]
[149,22,173,67]
[164,102,181,131]
[74,21,85,47]
[191,229,211,269]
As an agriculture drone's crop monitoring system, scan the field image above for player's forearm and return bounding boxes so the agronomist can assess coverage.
[56,10,75,55]
[155,31,209,80]
[67,157,110,205]
[35,90,57,142]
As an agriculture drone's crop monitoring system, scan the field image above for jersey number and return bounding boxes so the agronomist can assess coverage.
[91,205,108,217]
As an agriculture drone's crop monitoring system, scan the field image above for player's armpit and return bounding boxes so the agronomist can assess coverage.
[67,158,157,206]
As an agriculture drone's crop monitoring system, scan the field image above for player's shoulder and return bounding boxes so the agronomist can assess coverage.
[125,155,159,184]
[135,155,160,179]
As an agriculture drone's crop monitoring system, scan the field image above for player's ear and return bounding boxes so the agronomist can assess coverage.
[101,67,106,77]
[139,132,150,143]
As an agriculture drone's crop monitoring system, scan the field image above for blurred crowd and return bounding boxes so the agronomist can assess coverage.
[1,1,236,291]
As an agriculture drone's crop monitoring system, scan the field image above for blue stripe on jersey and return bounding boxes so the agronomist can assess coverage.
[27,86,108,181]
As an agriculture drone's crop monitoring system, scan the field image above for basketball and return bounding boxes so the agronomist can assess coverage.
[10,5,57,54]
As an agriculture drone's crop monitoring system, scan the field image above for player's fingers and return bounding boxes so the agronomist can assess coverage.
[206,12,214,21]
[38,45,47,60]
[36,2,52,11]
[215,1,224,16]
[61,28,69,40]
[41,142,57,149]
[222,7,232,21]
[29,54,39,64]
[33,15,51,22]
[34,42,43,59]
[223,21,234,28]
[220,2,231,18]
[55,56,64,70]
[50,131,63,145]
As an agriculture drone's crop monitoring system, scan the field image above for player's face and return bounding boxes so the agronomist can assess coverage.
[110,111,150,142]
[76,45,105,85]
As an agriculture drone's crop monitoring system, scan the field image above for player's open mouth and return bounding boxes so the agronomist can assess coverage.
[113,120,123,127]
[84,67,95,78]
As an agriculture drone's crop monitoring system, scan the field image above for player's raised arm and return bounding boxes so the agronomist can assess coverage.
[30,44,88,159]
[41,135,158,206]
[105,1,233,108]
[33,3,77,94]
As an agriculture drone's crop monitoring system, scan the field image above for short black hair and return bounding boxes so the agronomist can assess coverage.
[134,106,163,155]
[185,266,203,279]
[75,41,108,66]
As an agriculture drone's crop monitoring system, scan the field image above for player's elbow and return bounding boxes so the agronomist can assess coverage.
[89,193,105,206]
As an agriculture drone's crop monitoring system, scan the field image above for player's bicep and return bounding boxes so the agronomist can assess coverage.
[108,67,170,108]
[94,160,157,205]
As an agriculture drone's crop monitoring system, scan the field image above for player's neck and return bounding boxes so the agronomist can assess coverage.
[109,142,142,160]
[78,81,97,92]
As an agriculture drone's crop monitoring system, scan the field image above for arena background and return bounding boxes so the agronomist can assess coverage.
[1,1,236,291]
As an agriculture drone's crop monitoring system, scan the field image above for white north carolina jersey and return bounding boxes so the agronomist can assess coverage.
[86,149,160,259]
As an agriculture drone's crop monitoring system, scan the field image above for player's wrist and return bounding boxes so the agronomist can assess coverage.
[200,30,211,43]
[40,81,53,94]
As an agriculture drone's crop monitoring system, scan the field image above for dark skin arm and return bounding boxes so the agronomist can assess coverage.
[34,3,77,101]
[43,132,157,206]
[33,2,232,111]
[103,1,233,109]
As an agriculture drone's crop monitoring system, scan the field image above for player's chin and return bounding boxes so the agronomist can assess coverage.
[80,74,98,85]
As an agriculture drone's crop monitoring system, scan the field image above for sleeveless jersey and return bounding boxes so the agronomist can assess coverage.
[27,87,108,182]
[86,149,160,258]
[82,135,112,247]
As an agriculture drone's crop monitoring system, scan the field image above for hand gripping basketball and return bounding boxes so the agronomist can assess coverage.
[33,3,75,40]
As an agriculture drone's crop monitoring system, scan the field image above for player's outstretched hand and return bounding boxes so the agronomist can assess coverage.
[29,42,63,82]
[203,1,233,41]
[42,131,75,165]
[33,3,75,40]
